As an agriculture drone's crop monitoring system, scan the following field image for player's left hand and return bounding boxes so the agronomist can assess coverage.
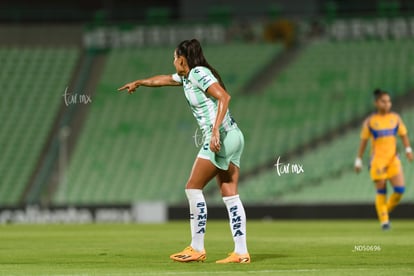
[354,157,362,173]
[407,152,413,162]
[210,128,221,153]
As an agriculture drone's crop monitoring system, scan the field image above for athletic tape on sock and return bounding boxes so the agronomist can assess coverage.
[377,188,387,194]
[393,186,405,194]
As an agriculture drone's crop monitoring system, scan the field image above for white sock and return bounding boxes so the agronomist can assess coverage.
[185,189,207,252]
[223,194,248,254]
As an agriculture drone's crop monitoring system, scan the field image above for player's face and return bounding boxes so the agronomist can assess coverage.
[173,50,186,76]
[375,94,392,113]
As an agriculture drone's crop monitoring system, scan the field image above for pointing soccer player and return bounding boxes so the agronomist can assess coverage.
[119,39,250,263]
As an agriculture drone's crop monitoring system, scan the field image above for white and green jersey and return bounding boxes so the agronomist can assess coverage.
[172,66,237,136]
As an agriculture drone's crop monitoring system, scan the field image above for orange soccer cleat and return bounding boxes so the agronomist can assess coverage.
[216,252,251,264]
[170,246,206,262]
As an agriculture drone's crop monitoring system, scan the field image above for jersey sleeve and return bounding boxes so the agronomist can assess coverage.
[189,67,218,92]
[397,115,408,136]
[171,73,182,84]
[360,118,371,139]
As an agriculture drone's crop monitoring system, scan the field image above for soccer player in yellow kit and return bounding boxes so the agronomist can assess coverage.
[355,89,412,230]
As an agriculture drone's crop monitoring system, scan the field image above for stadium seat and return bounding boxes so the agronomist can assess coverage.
[235,107,414,204]
[0,47,79,206]
[231,39,414,171]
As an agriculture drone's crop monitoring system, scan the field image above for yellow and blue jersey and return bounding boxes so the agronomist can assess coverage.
[361,112,407,161]
[361,112,408,180]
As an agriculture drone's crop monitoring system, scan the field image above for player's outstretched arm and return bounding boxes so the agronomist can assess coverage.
[118,75,181,94]
[400,134,413,162]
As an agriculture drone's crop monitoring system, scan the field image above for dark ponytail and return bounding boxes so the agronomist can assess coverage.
[373,88,388,100]
[176,39,226,89]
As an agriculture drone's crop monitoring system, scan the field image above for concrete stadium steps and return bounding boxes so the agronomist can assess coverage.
[0,47,79,205]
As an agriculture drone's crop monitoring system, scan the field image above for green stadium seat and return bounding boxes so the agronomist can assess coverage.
[0,47,79,206]
[230,39,414,171]
[236,107,414,204]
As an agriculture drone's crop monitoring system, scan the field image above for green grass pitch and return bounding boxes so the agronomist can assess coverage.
[0,220,413,275]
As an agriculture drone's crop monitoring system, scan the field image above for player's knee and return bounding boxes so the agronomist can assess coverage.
[393,186,405,194]
[374,180,386,190]
[185,180,195,189]
[220,183,237,197]
[185,179,203,189]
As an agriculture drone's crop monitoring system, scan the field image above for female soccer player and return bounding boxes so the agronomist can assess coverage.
[118,39,250,263]
[355,89,412,230]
